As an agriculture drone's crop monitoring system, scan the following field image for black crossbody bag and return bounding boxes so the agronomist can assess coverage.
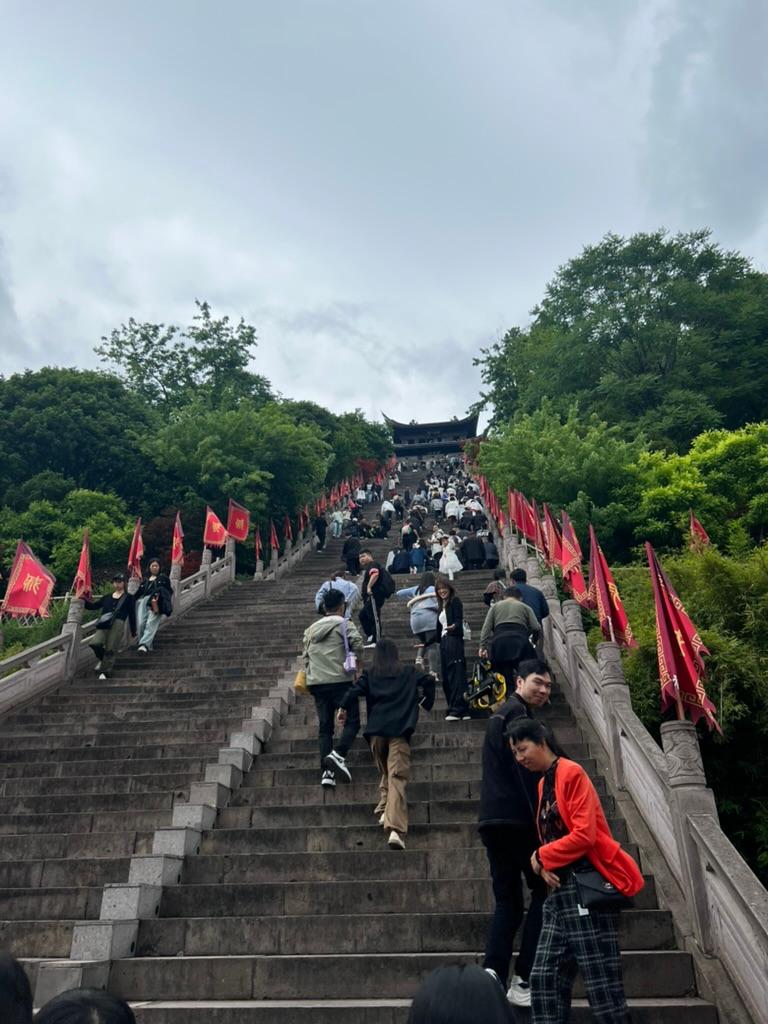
[96,593,127,631]
[573,865,634,911]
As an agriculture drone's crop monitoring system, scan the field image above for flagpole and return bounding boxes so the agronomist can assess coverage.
[607,618,615,644]
[672,675,685,721]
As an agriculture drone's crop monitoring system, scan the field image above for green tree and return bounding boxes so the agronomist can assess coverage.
[95,300,273,411]
[0,368,162,511]
[475,229,768,449]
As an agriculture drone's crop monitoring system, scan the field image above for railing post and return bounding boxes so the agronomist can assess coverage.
[562,600,586,710]
[170,563,182,599]
[61,598,85,680]
[660,720,720,955]
[201,548,213,599]
[595,642,632,790]
[538,573,559,659]
[225,538,236,583]
[526,556,543,585]
[268,547,279,580]
[253,558,264,581]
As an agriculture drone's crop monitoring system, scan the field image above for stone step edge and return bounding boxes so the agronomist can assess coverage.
[36,657,303,1003]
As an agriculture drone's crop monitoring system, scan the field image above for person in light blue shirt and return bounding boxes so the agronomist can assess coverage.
[396,572,440,675]
[315,568,361,621]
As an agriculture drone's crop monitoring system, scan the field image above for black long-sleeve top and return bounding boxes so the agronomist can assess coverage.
[136,574,173,616]
[84,593,137,636]
[437,595,464,640]
[340,667,435,739]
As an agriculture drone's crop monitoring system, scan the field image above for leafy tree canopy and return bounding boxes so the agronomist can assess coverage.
[95,300,273,411]
[475,229,768,450]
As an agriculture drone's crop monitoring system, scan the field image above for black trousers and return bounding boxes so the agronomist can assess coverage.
[311,682,360,767]
[345,555,360,574]
[480,823,548,985]
[490,626,536,689]
[440,635,468,716]
[359,596,385,641]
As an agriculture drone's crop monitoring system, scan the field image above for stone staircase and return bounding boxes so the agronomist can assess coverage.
[0,467,719,1020]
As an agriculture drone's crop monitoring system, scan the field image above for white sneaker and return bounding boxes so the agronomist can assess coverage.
[138,645,148,653]
[462,715,471,720]
[98,673,107,681]
[388,830,405,850]
[94,661,102,671]
[378,812,386,826]
[323,750,352,783]
[320,770,336,788]
[363,642,376,649]
[507,975,531,1007]
[445,714,460,721]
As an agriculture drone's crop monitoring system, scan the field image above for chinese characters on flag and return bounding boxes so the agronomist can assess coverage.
[226,499,251,542]
[72,529,92,601]
[171,513,184,566]
[560,510,590,608]
[203,507,228,547]
[0,541,56,619]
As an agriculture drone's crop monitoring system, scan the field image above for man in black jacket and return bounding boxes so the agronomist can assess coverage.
[478,657,553,1007]
[459,531,485,570]
[359,549,390,647]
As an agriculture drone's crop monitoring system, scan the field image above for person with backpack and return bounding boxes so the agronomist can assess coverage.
[479,587,540,689]
[302,588,365,787]
[315,568,360,620]
[478,658,554,1008]
[342,533,361,575]
[389,548,412,574]
[359,549,395,647]
[85,573,137,680]
[395,571,441,675]
[337,638,435,850]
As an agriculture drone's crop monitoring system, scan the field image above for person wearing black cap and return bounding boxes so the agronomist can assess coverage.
[85,573,136,679]
[478,658,553,1008]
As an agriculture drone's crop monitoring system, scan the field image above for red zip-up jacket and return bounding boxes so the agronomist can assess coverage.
[536,758,644,897]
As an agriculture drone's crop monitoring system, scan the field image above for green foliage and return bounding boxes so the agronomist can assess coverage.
[280,403,392,483]
[95,300,273,411]
[475,229,768,450]
[612,548,768,880]
[0,599,71,661]
[0,367,161,511]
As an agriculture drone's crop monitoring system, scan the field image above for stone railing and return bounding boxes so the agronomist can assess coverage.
[487,517,768,1024]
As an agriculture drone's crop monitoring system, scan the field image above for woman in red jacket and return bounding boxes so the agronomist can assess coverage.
[506,719,643,1024]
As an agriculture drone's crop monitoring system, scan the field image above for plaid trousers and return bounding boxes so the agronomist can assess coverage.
[530,874,630,1024]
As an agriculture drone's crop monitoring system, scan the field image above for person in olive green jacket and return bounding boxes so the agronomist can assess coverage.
[302,588,365,788]
[478,587,540,688]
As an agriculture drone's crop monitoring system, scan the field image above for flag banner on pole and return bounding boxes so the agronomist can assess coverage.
[72,528,92,600]
[587,525,636,648]
[284,514,293,543]
[1,541,56,618]
[254,527,262,562]
[203,507,227,547]
[560,510,590,608]
[171,512,184,566]
[226,499,251,542]
[689,510,710,550]
[269,520,280,551]
[531,498,547,557]
[645,542,720,732]
[543,504,562,568]
[127,518,144,577]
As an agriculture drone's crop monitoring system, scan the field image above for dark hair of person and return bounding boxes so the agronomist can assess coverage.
[0,953,33,1024]
[147,558,161,570]
[371,637,401,676]
[406,964,515,1024]
[334,567,347,578]
[435,576,455,606]
[493,569,506,581]
[322,588,344,613]
[359,548,373,557]
[505,717,566,757]
[35,988,136,1024]
[417,572,436,594]
[517,657,552,681]
[510,568,527,582]
[504,586,523,599]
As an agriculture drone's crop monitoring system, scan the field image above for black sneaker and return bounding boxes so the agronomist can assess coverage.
[320,770,336,788]
[323,750,352,783]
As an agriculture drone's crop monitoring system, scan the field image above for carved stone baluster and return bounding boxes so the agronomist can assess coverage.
[225,537,237,583]
[595,643,632,790]
[561,600,586,710]
[61,597,85,681]
[201,548,213,599]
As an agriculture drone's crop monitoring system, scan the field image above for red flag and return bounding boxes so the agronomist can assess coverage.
[171,512,184,566]
[560,511,590,608]
[519,494,538,544]
[283,514,293,543]
[254,526,262,562]
[689,510,710,550]
[587,526,637,648]
[203,506,228,547]
[543,504,562,568]
[645,542,720,732]
[0,541,56,619]
[72,528,92,600]
[227,499,251,542]
[531,498,547,556]
[508,490,518,533]
[269,520,280,550]
[127,518,144,578]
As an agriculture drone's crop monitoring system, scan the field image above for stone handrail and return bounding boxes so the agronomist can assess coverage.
[488,512,768,1024]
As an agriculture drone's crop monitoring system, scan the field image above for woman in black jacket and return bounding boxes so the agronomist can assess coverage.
[135,558,173,653]
[436,576,470,721]
[338,638,435,850]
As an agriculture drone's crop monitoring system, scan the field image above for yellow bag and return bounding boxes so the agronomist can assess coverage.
[294,669,309,695]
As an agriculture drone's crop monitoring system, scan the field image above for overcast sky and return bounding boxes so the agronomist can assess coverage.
[1,0,766,424]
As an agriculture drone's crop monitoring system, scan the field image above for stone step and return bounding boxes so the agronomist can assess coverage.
[129,998,718,1023]
[135,908,674,957]
[0,790,176,816]
[3,885,103,920]
[0,829,153,861]
[0,712,251,736]
[0,728,232,750]
[1,770,203,798]
[0,853,130,888]
[0,741,223,764]
[0,807,170,835]
[108,950,692,1001]
[252,742,589,770]
[156,876,658,919]
[0,756,207,781]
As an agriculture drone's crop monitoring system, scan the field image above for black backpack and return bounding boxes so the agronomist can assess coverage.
[377,567,396,597]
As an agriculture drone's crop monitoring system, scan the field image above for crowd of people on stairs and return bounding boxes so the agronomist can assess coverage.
[299,456,645,1022]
